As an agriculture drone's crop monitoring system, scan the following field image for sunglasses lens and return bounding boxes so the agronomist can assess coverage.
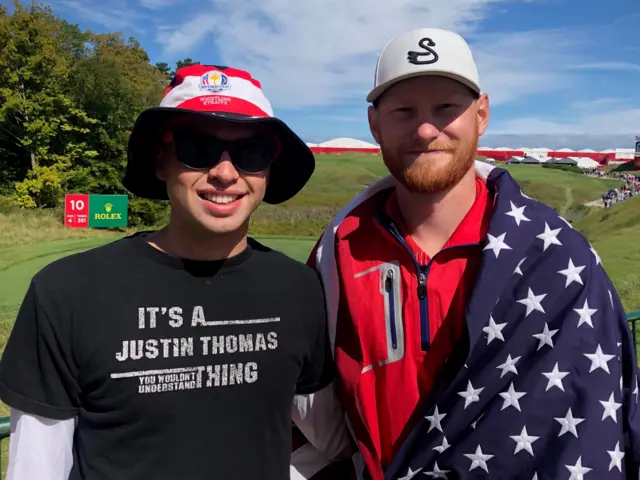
[173,131,224,169]
[172,130,277,173]
[230,136,278,173]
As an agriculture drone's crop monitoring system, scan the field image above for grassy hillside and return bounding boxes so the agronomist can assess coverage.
[249,155,621,236]
[573,195,640,309]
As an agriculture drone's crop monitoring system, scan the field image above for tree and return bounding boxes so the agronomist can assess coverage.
[155,61,171,76]
[0,1,98,207]
[175,57,199,70]
[0,1,171,223]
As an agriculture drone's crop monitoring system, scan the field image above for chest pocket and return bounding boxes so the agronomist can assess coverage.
[354,261,406,373]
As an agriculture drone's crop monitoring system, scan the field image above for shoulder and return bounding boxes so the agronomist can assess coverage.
[247,237,323,292]
[32,235,139,294]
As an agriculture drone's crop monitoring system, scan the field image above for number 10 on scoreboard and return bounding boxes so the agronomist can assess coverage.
[64,194,89,228]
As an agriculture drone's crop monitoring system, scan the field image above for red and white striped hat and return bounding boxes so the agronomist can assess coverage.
[124,65,314,205]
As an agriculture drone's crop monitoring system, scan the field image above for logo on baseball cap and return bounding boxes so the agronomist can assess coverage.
[366,28,481,103]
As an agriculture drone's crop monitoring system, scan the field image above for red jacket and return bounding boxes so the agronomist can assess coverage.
[291,172,494,480]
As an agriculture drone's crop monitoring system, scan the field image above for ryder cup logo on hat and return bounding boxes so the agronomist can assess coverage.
[199,70,230,93]
[160,65,275,118]
[366,27,481,103]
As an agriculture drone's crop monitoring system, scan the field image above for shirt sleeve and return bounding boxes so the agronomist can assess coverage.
[0,279,81,420]
[295,274,335,395]
[7,409,76,480]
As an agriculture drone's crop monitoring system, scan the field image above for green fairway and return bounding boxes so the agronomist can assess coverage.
[0,235,316,346]
[0,156,638,478]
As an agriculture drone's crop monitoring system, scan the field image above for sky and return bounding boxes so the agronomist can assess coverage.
[36,0,640,149]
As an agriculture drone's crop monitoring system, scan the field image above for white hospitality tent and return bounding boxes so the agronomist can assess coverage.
[549,157,578,166]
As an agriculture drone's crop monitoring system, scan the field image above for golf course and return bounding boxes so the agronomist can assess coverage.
[0,154,639,477]
[2,154,639,345]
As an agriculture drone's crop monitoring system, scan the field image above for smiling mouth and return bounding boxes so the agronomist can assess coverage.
[198,192,245,204]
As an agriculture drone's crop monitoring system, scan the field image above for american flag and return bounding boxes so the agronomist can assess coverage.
[381,167,640,479]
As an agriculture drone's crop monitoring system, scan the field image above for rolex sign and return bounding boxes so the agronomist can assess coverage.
[88,195,128,228]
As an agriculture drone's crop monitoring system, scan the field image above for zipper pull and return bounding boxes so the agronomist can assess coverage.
[418,272,427,299]
[385,270,394,291]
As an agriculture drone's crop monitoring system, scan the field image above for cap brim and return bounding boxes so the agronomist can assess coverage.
[366,71,481,103]
[123,107,315,205]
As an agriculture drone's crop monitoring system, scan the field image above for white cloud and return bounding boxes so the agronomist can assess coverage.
[490,106,640,135]
[566,62,640,73]
[570,97,626,110]
[57,0,142,31]
[469,29,580,105]
[155,0,584,109]
[156,14,219,55]
[139,0,177,9]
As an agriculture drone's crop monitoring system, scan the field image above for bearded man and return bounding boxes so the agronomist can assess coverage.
[291,28,640,480]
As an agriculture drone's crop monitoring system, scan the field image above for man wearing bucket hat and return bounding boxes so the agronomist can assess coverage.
[0,64,351,479]
[291,28,640,479]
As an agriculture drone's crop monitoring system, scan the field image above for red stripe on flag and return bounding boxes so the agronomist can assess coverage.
[176,95,270,117]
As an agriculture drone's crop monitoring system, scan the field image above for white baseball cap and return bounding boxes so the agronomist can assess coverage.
[366,28,481,103]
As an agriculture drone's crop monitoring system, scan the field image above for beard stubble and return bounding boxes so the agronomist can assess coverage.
[381,120,479,194]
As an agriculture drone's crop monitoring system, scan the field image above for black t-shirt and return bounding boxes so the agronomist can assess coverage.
[0,233,333,480]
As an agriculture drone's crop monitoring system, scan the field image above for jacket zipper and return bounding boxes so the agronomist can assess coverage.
[385,220,482,352]
[386,222,432,351]
[384,269,398,350]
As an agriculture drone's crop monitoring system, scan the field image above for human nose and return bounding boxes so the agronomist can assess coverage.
[415,119,441,144]
[208,151,239,183]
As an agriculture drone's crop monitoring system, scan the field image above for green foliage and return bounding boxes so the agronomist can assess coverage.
[128,197,169,227]
[541,163,583,175]
[0,1,174,225]
[12,165,64,208]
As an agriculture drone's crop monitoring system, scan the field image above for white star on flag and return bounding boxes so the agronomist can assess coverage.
[424,462,450,479]
[484,232,512,258]
[542,362,569,391]
[499,382,527,411]
[566,456,592,479]
[458,381,484,409]
[470,413,484,430]
[584,344,615,374]
[607,441,625,472]
[509,426,539,457]
[520,189,532,200]
[600,392,622,423]
[505,201,531,226]
[463,445,494,473]
[574,299,597,328]
[536,222,563,251]
[558,215,573,229]
[517,288,546,317]
[533,322,558,350]
[496,354,521,378]
[425,406,447,433]
[433,436,450,454]
[609,290,614,308]
[558,258,585,287]
[514,257,526,275]
[397,467,422,479]
[483,315,507,345]
[555,408,585,438]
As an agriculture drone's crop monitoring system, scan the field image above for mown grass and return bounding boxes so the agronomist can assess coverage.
[0,156,638,475]
[248,157,622,236]
[573,194,640,310]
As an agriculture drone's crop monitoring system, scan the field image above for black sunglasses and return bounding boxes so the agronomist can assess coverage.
[170,129,280,174]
